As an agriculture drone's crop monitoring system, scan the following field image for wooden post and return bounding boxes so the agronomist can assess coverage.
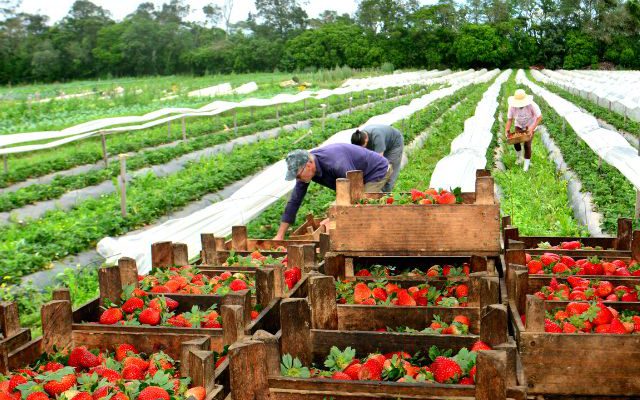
[118,257,138,288]
[222,290,252,326]
[308,275,338,330]
[180,337,210,377]
[614,218,630,247]
[172,242,189,266]
[200,233,216,265]
[319,232,330,259]
[151,241,173,267]
[514,267,529,314]
[480,276,499,309]
[181,117,186,141]
[101,133,108,167]
[273,264,286,298]
[525,294,545,332]
[467,272,483,307]
[287,245,304,269]
[119,154,127,218]
[503,227,519,251]
[41,300,73,353]
[367,95,371,107]
[231,226,248,251]
[221,305,245,346]
[0,302,20,339]
[228,340,269,400]
[335,178,351,206]
[252,330,280,376]
[280,298,312,365]
[632,230,640,263]
[475,176,495,205]
[346,170,364,201]
[255,268,276,306]
[99,266,123,306]
[52,288,71,302]
[301,244,316,272]
[167,120,171,138]
[480,304,508,347]
[2,154,7,174]
[188,349,215,391]
[494,340,518,387]
[470,255,487,273]
[476,350,507,400]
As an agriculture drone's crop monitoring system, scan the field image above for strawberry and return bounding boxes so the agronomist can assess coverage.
[595,281,613,298]
[26,394,49,400]
[562,322,578,333]
[632,316,640,332]
[164,298,179,311]
[43,371,77,396]
[566,302,589,316]
[431,356,462,383]
[544,319,562,333]
[396,289,417,306]
[455,284,468,298]
[92,367,121,382]
[99,308,123,325]
[591,303,613,326]
[115,344,139,361]
[343,363,362,380]
[357,359,382,381]
[71,393,93,400]
[540,255,555,266]
[229,279,248,291]
[68,346,100,369]
[560,241,581,250]
[137,387,170,400]
[459,377,474,385]
[410,189,425,202]
[139,308,161,326]
[355,270,371,277]
[353,283,372,303]
[470,341,491,351]
[552,263,569,274]
[436,192,456,204]
[184,387,206,400]
[372,288,387,301]
[331,372,352,380]
[453,315,470,326]
[561,256,576,267]
[121,365,145,380]
[527,260,543,274]
[608,318,627,334]
[8,375,27,392]
[123,357,149,371]
[111,393,129,400]
[92,385,112,400]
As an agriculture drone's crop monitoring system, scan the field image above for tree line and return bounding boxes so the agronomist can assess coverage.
[1,0,639,84]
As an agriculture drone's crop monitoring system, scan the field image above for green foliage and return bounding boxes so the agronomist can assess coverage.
[453,24,509,68]
[563,31,598,69]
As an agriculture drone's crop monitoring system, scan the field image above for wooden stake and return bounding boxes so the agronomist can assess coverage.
[99,266,123,306]
[280,298,312,365]
[335,178,351,206]
[172,242,189,266]
[233,110,237,134]
[181,117,186,141]
[101,133,108,167]
[308,275,338,330]
[41,300,73,353]
[525,294,545,332]
[252,330,280,375]
[480,304,508,347]
[0,302,20,339]
[188,350,215,391]
[119,154,127,218]
[118,257,138,287]
[200,233,216,265]
[349,97,353,114]
[255,268,275,306]
[180,337,210,377]
[346,170,364,201]
[52,288,71,302]
[276,104,280,126]
[228,340,269,400]
[476,350,507,400]
[221,305,245,346]
[151,241,173,267]
[231,226,248,250]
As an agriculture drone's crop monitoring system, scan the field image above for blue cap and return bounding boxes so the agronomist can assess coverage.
[285,149,310,181]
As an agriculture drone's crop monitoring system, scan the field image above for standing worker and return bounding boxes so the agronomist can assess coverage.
[351,124,404,192]
[505,89,543,172]
[273,143,392,240]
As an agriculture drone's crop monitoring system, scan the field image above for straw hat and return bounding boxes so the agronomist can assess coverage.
[508,89,533,108]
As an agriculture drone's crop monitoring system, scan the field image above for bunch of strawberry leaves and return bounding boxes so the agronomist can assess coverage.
[280,342,491,384]
[0,344,207,400]
[223,251,285,268]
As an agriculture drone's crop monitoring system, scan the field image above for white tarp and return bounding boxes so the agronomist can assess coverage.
[1,70,459,154]
[97,69,499,273]
[519,69,640,191]
[429,70,511,192]
[188,83,233,97]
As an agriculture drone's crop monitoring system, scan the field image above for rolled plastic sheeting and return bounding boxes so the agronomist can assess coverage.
[97,69,500,273]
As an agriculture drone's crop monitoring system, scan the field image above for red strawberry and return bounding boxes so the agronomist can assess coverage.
[410,189,425,202]
[562,322,578,333]
[43,373,77,396]
[67,346,100,369]
[93,367,121,382]
[122,365,145,380]
[357,359,382,381]
[361,298,376,305]
[229,279,248,291]
[111,393,129,400]
[99,308,123,325]
[591,303,613,326]
[471,341,491,351]
[431,356,462,383]
[566,302,589,316]
[552,263,569,274]
[164,298,179,311]
[632,316,640,332]
[139,308,161,326]
[115,344,139,361]
[540,255,555,266]
[608,318,627,334]
[470,365,477,382]
[26,394,49,400]
[353,283,372,303]
[527,260,543,274]
[459,377,474,385]
[372,288,387,301]
[72,393,93,400]
[331,372,352,380]
[184,387,206,400]
[355,270,371,277]
[544,318,562,333]
[43,362,64,372]
[123,357,149,371]
[343,363,362,380]
[92,386,112,400]
[436,192,456,204]
[455,284,468,298]
[561,256,576,267]
[453,315,470,326]
[595,281,613,298]
[396,289,416,306]
[8,375,27,392]
[137,387,170,400]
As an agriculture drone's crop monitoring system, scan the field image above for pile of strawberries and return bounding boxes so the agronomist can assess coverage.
[542,301,640,334]
[139,266,255,295]
[533,277,639,302]
[0,344,206,400]
[358,188,462,205]
[223,250,285,268]
[336,281,469,307]
[281,342,490,384]
[354,263,470,278]
[526,253,640,276]
[536,241,602,250]
[98,291,227,328]
[383,315,471,335]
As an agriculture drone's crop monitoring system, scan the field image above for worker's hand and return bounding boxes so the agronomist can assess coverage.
[273,233,285,241]
[504,129,510,137]
[319,218,331,228]
[528,127,535,137]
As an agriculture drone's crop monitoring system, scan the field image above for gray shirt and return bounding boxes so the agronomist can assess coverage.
[362,124,403,154]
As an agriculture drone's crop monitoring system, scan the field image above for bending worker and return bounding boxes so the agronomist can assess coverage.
[273,143,392,240]
[351,124,403,192]
[505,89,542,172]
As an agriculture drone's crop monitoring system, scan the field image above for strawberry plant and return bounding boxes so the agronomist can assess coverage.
[0,343,206,400]
[383,315,472,335]
[335,280,469,307]
[279,343,491,384]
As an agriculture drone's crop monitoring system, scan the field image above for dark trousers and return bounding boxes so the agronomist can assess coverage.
[514,140,532,159]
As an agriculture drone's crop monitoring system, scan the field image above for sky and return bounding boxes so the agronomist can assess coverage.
[18,0,360,25]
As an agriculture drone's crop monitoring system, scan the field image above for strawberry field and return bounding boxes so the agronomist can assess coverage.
[1,68,640,400]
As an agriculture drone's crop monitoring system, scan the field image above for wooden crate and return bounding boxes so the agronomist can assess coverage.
[195,226,324,267]
[304,273,506,343]
[289,213,326,241]
[502,215,639,259]
[328,169,501,256]
[509,294,640,397]
[227,298,527,400]
[0,301,226,400]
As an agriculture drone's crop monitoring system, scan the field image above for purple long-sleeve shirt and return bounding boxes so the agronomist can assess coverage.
[281,143,389,224]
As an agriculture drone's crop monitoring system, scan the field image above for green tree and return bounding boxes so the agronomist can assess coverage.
[453,23,508,68]
[563,30,598,68]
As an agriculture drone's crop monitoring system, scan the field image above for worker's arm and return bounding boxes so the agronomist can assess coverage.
[504,118,513,136]
[274,180,310,240]
[529,115,543,136]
